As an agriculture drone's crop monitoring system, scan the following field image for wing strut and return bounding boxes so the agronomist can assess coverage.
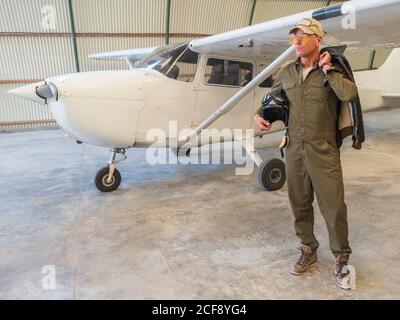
[183,45,295,143]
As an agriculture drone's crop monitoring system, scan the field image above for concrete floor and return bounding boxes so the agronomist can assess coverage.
[1,107,400,300]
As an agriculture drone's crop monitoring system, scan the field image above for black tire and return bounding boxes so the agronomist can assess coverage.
[95,166,121,192]
[256,158,286,191]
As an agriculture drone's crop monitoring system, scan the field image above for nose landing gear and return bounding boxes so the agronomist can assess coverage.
[95,148,127,192]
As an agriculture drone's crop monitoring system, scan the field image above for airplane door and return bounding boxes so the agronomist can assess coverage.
[193,57,255,135]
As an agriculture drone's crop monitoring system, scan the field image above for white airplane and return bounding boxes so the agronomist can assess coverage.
[8,0,400,192]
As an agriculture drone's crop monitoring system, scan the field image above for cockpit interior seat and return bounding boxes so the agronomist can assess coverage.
[207,64,224,84]
[167,65,180,79]
[222,64,239,86]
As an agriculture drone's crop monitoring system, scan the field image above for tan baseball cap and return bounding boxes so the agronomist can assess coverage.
[289,18,324,37]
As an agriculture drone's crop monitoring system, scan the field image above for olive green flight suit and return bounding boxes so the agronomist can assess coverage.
[262,57,358,255]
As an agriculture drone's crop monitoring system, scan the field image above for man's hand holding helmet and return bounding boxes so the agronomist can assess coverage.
[254,113,272,131]
[254,93,289,132]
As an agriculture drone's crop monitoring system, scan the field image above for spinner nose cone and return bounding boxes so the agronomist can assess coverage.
[7,81,57,104]
[7,81,45,103]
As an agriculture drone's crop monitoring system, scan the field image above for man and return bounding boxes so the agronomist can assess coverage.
[254,18,358,290]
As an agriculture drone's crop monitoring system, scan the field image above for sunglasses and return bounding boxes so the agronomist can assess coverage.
[289,33,317,45]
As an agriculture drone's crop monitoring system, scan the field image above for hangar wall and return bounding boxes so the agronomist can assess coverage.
[0,0,393,130]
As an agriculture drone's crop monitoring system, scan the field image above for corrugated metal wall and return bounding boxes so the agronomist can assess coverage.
[170,0,253,34]
[77,36,165,71]
[0,0,393,130]
[253,0,327,24]
[1,37,75,79]
[373,47,394,68]
[72,0,165,33]
[0,83,56,130]
[0,0,71,32]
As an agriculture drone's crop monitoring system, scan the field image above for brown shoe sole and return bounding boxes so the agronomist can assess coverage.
[290,259,318,276]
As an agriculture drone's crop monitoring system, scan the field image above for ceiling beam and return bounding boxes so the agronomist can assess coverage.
[165,0,171,44]
[249,0,257,25]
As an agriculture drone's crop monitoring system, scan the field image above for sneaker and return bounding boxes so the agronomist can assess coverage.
[334,254,353,290]
[290,244,317,275]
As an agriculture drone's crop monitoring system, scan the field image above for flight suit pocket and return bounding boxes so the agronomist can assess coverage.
[308,83,330,102]
[326,138,341,163]
[325,138,343,179]
[282,81,296,104]
[309,83,338,121]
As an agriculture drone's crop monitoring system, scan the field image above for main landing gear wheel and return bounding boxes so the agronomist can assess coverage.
[95,148,127,192]
[95,165,121,192]
[256,158,286,191]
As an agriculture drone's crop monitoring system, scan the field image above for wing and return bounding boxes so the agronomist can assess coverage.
[189,0,400,62]
[88,47,157,69]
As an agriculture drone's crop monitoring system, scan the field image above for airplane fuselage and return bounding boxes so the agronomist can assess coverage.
[9,47,400,150]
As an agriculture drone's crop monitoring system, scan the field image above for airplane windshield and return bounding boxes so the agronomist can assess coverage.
[135,43,188,75]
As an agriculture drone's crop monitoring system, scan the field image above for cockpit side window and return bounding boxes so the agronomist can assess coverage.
[258,65,279,88]
[259,75,274,88]
[149,45,186,74]
[165,48,199,82]
[135,43,199,82]
[204,58,253,87]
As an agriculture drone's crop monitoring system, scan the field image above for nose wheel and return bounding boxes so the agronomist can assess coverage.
[95,166,121,192]
[95,148,126,192]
